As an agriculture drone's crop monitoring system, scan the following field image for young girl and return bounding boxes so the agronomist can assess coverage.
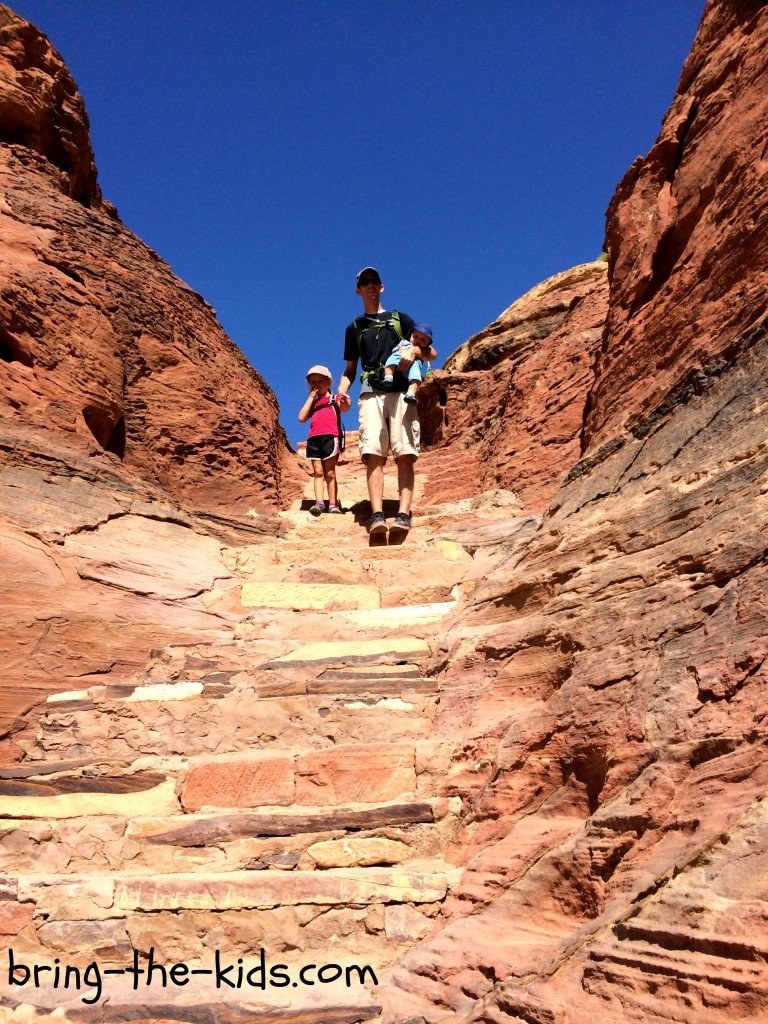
[298,365,343,515]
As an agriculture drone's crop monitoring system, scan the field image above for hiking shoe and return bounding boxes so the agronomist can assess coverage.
[390,512,411,534]
[309,501,325,516]
[368,511,387,535]
[403,392,417,405]
[328,504,343,514]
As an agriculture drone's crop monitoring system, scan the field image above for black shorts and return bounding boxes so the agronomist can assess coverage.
[306,434,340,462]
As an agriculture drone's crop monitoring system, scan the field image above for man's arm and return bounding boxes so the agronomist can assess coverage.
[337,359,357,412]
[397,344,436,372]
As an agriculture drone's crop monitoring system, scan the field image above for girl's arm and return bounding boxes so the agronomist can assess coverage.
[298,390,318,423]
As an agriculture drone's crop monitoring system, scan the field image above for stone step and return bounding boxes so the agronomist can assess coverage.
[106,666,437,700]
[339,601,457,627]
[0,797,460,876]
[238,580,458,610]
[179,744,422,812]
[16,864,456,921]
[138,628,432,684]
[268,637,430,668]
[235,606,449,647]
[240,582,381,612]
[22,684,441,762]
[225,552,467,600]
[3,741,452,818]
[0,770,178,820]
[256,537,467,565]
[309,664,436,695]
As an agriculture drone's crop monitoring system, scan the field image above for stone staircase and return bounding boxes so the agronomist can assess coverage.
[0,453,510,1023]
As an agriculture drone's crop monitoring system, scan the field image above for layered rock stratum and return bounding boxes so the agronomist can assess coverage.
[2,1,768,1023]
[385,1,768,1021]
[419,259,609,511]
[0,6,302,725]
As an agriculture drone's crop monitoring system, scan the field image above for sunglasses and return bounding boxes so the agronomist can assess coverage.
[358,278,380,287]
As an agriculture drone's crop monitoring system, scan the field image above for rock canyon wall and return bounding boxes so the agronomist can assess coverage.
[385,1,768,1021]
[0,5,302,725]
[418,260,608,512]
[2,1,768,1023]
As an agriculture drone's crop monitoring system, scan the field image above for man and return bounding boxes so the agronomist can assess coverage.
[336,267,436,537]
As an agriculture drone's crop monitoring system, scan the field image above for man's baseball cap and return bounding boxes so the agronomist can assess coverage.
[412,322,433,339]
[356,267,381,285]
[306,365,332,382]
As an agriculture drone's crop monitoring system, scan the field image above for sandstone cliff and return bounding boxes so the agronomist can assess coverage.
[0,6,302,726]
[383,1,768,1021]
[419,260,608,511]
[0,6,300,515]
[2,2,768,1023]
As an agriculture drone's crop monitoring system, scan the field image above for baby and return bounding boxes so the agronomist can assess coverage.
[382,322,434,405]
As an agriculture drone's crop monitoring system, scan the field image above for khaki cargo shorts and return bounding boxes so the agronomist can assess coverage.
[358,392,420,460]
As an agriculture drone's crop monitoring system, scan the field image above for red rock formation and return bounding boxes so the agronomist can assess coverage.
[0,5,301,515]
[419,260,608,512]
[380,1,768,1021]
[586,0,768,450]
[0,6,98,204]
[0,6,302,727]
[3,1,768,1021]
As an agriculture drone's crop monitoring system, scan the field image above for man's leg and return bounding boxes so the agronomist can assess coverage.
[365,455,386,514]
[359,394,389,521]
[389,394,420,517]
[395,454,416,514]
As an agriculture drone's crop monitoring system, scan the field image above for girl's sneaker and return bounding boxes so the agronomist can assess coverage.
[328,504,343,514]
[309,501,326,516]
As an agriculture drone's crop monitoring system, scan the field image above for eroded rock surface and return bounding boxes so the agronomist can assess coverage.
[419,260,608,511]
[379,2,768,1021]
[3,0,768,1022]
[0,5,301,516]
[586,0,768,449]
[0,7,302,725]
[0,418,285,729]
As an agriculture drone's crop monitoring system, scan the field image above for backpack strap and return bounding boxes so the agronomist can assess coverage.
[354,311,406,383]
[330,395,346,453]
[354,311,405,348]
[389,311,404,342]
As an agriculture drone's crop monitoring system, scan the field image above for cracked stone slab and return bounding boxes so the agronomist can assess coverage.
[241,582,381,611]
[61,515,233,600]
[295,744,417,805]
[0,774,178,819]
[182,755,295,811]
[269,638,430,667]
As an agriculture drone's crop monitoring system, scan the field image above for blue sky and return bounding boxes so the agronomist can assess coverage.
[15,1,703,444]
